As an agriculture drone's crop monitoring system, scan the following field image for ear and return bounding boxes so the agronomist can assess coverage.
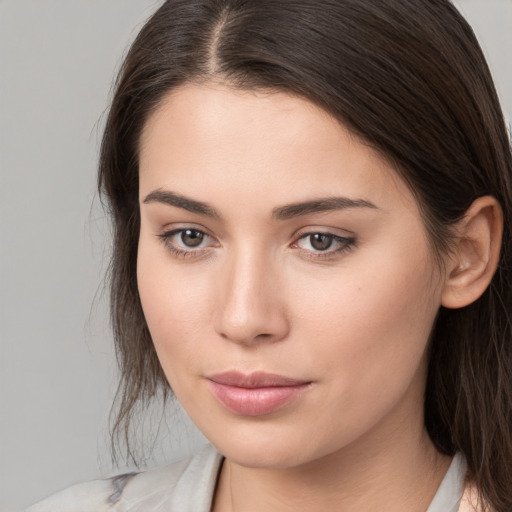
[441,196,503,309]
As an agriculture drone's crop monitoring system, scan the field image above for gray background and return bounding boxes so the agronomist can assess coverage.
[0,1,510,510]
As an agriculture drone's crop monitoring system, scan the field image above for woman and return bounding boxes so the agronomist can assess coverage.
[27,0,512,510]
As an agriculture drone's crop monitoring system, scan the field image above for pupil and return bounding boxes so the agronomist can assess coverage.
[311,234,332,251]
[181,229,204,247]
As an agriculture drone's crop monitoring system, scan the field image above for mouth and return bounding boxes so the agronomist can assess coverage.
[206,371,312,416]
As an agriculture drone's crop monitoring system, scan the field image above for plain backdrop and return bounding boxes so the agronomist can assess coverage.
[0,1,510,510]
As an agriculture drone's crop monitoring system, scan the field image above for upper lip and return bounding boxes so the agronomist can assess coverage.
[207,371,311,388]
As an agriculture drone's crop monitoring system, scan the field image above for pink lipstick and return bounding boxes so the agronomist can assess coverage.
[206,371,311,416]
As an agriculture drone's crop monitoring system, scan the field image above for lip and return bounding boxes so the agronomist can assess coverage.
[206,371,312,416]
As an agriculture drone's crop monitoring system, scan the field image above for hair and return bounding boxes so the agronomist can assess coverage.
[98,0,512,509]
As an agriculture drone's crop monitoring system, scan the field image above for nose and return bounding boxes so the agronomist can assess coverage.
[214,248,290,346]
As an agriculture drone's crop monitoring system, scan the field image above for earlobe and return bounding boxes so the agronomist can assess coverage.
[441,196,503,309]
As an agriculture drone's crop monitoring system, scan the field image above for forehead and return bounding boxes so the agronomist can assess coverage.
[138,83,415,214]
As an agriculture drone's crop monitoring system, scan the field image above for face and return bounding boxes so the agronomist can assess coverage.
[137,83,446,469]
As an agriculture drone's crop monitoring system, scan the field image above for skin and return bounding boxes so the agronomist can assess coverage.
[137,83,468,511]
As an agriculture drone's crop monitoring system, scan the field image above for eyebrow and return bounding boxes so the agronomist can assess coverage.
[143,189,377,220]
[272,197,378,220]
[143,189,220,218]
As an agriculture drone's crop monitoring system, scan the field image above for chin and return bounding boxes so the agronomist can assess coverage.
[219,442,309,469]
[201,420,334,470]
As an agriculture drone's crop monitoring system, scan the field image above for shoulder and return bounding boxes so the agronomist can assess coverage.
[25,444,223,512]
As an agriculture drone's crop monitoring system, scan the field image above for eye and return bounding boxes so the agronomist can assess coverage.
[178,229,206,247]
[293,231,355,258]
[157,227,216,257]
[304,233,335,251]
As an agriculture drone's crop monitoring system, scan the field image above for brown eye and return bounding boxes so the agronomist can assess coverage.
[309,233,333,251]
[181,229,205,247]
[158,227,216,258]
[294,231,355,258]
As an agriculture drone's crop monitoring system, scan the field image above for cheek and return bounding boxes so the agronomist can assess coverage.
[293,244,440,401]
[136,238,214,383]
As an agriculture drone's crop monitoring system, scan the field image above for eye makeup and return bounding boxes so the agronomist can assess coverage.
[157,226,357,262]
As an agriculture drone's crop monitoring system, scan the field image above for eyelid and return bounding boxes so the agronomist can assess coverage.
[157,225,220,258]
[291,227,357,260]
[156,224,356,260]
[293,225,356,239]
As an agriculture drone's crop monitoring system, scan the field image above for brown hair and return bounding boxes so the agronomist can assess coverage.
[99,1,512,509]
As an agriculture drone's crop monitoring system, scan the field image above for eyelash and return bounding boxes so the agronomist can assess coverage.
[157,228,356,260]
[293,232,356,260]
[157,228,213,259]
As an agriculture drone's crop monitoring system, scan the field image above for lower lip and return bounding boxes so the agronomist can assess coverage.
[207,381,310,416]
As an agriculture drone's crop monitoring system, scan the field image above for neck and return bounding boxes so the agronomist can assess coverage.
[213,397,451,512]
